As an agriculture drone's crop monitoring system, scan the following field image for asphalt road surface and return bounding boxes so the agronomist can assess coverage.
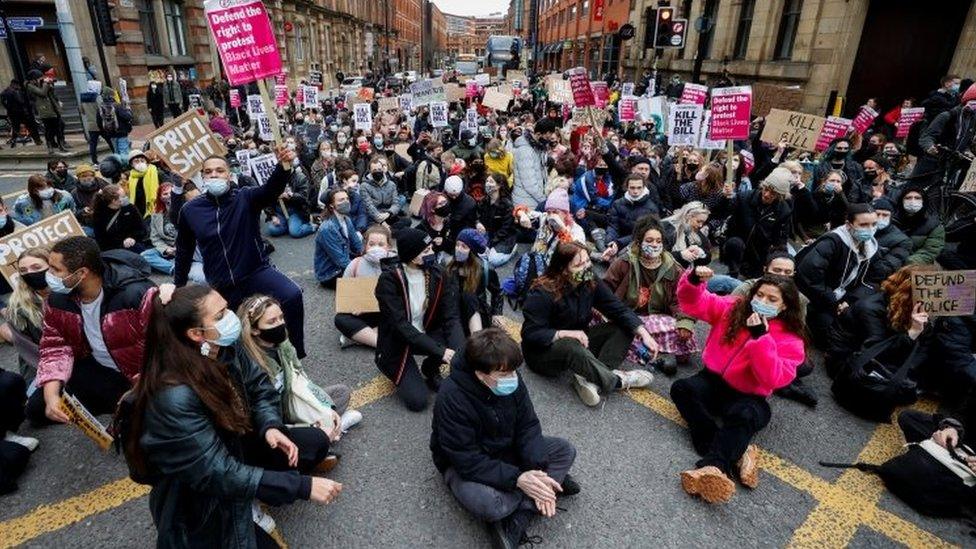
[0,227,971,549]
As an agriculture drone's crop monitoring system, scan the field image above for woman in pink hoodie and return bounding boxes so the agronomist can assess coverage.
[670,266,806,504]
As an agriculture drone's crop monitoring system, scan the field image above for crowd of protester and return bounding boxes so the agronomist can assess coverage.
[0,66,974,548]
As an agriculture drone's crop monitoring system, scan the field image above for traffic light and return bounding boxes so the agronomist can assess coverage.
[652,7,687,49]
[92,0,118,46]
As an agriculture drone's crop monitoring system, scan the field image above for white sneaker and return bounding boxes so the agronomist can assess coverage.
[572,374,601,407]
[613,369,654,390]
[5,432,38,452]
[338,335,356,349]
[340,410,363,432]
[251,501,276,534]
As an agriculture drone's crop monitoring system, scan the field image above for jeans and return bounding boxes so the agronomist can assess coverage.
[112,137,130,159]
[394,349,447,412]
[707,274,743,295]
[525,322,632,393]
[670,369,771,475]
[267,211,316,238]
[25,357,130,427]
[443,437,576,522]
[216,266,306,358]
[87,130,114,163]
[487,247,515,268]
[140,248,175,275]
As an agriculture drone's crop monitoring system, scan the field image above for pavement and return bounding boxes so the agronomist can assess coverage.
[0,202,971,548]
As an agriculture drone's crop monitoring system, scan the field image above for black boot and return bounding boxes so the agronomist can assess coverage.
[650,354,678,377]
[560,474,581,496]
[774,379,818,408]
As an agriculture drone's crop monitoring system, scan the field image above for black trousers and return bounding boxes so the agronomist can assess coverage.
[670,369,772,475]
[334,312,380,338]
[25,357,130,427]
[40,117,60,148]
[168,103,182,119]
[0,370,30,495]
[150,108,165,128]
[241,425,330,475]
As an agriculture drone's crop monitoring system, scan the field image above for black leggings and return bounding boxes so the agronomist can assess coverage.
[25,357,130,427]
[241,425,330,475]
[334,312,380,338]
[0,369,26,433]
[41,117,60,148]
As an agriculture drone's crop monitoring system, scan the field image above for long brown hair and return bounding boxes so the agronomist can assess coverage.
[532,241,592,302]
[696,162,724,196]
[723,274,807,344]
[126,286,251,475]
[28,174,62,209]
[449,251,485,294]
[237,294,281,376]
[881,264,936,333]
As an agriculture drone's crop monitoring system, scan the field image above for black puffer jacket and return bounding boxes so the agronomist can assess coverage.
[430,352,548,490]
[795,229,877,310]
[866,224,912,285]
[725,190,793,278]
[477,195,516,253]
[606,192,660,248]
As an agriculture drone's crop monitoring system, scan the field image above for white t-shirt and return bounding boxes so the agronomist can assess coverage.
[80,290,119,371]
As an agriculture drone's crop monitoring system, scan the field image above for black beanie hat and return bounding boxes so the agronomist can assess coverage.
[395,228,432,263]
[871,197,895,212]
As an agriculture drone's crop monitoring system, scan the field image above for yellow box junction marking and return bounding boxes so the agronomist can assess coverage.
[0,376,395,549]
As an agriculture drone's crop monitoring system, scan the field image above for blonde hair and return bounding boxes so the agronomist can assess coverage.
[5,247,50,332]
[236,294,281,376]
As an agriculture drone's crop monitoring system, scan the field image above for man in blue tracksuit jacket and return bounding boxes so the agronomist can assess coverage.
[174,145,308,357]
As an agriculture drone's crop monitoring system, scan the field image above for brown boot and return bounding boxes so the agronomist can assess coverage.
[313,454,339,474]
[680,466,735,503]
[737,445,759,489]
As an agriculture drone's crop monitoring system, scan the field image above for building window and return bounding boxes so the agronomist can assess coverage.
[699,0,718,59]
[294,24,306,61]
[582,0,589,16]
[774,0,803,60]
[733,0,755,59]
[163,0,188,57]
[571,5,577,19]
[138,0,160,55]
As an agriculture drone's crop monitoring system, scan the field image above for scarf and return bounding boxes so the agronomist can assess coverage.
[127,164,159,218]
[625,249,669,313]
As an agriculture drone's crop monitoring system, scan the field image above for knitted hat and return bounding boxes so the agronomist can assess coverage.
[456,228,487,255]
[444,175,464,195]
[629,156,651,169]
[762,167,793,198]
[871,197,895,212]
[395,228,432,263]
[75,163,96,177]
[128,149,148,165]
[544,187,570,213]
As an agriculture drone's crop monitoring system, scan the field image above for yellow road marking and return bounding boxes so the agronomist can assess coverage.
[0,374,395,549]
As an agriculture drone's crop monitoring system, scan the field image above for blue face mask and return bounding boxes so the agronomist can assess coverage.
[421,253,437,268]
[203,178,230,197]
[490,372,519,396]
[0,214,8,229]
[852,227,875,242]
[455,249,469,262]
[751,298,780,318]
[876,217,890,230]
[204,312,242,348]
[46,269,80,295]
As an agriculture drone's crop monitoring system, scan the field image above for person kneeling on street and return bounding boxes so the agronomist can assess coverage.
[431,328,578,549]
[671,266,806,503]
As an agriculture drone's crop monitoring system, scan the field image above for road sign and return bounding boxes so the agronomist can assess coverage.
[618,23,635,41]
[0,17,44,38]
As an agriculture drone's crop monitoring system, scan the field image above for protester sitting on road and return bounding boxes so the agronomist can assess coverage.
[71,163,107,232]
[28,236,162,426]
[45,159,77,194]
[4,247,51,389]
[721,167,793,279]
[331,168,369,233]
[174,146,309,358]
[239,294,362,452]
[866,197,913,286]
[0,369,37,495]
[126,285,341,548]
[359,154,405,227]
[444,175,479,238]
[793,169,850,240]
[521,241,658,407]
[431,328,578,549]
[374,227,464,412]
[334,225,393,349]
[12,174,76,226]
[139,183,177,275]
[671,266,805,504]
[477,172,517,268]
[314,188,363,288]
[892,185,945,265]
[126,150,160,219]
[420,191,456,260]
[266,152,316,239]
[603,174,661,258]
[603,216,698,376]
[448,228,501,335]
[661,200,710,268]
[92,184,149,253]
[483,138,514,186]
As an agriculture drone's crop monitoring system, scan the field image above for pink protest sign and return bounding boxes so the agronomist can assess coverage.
[295,86,304,105]
[591,81,609,109]
[680,83,708,105]
[274,84,288,107]
[568,68,595,108]
[618,98,636,122]
[275,73,287,86]
[465,80,480,99]
[815,116,852,152]
[204,0,282,86]
[896,107,925,138]
[229,89,240,108]
[708,86,752,140]
[851,106,878,135]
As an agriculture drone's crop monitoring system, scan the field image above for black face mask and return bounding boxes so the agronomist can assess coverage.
[863,170,878,180]
[831,150,848,161]
[686,163,700,172]
[371,171,384,181]
[595,167,608,176]
[21,269,48,291]
[259,324,288,346]
[434,204,451,217]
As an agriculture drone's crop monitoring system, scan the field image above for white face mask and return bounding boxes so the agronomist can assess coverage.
[131,161,148,173]
[38,187,55,200]
[365,246,387,264]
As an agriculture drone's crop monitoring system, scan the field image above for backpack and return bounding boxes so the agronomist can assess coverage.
[99,100,119,134]
[502,251,546,309]
[831,335,919,422]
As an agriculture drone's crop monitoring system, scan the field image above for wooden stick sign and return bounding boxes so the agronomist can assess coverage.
[911,270,976,316]
[759,108,826,152]
[146,110,228,178]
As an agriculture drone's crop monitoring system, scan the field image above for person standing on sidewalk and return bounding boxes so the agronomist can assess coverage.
[146,81,166,128]
[0,79,41,147]
[96,87,133,159]
[162,72,182,120]
[25,69,65,154]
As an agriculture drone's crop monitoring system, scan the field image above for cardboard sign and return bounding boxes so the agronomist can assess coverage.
[256,113,274,141]
[445,83,466,103]
[699,110,726,150]
[0,211,85,286]
[546,78,574,105]
[708,86,752,140]
[959,160,976,193]
[59,392,114,450]
[568,68,594,107]
[410,78,446,106]
[622,82,635,97]
[409,188,430,217]
[274,84,288,107]
[815,116,852,153]
[335,277,380,314]
[667,103,702,146]
[204,0,282,86]
[680,83,708,105]
[896,107,925,138]
[394,143,412,163]
[618,98,637,122]
[378,96,399,112]
[507,70,528,86]
[146,110,227,178]
[465,107,478,128]
[247,153,278,186]
[354,103,373,131]
[591,81,609,108]
[912,270,976,317]
[751,83,803,117]
[247,94,264,116]
[303,85,319,109]
[229,89,241,108]
[430,101,448,127]
[851,105,878,135]
[475,73,490,87]
[399,93,413,112]
[482,88,512,111]
[571,106,609,128]
[759,108,826,152]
